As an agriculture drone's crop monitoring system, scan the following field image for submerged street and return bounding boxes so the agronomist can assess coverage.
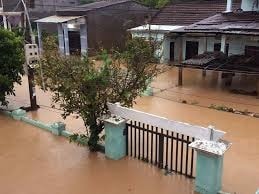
[2,67,259,194]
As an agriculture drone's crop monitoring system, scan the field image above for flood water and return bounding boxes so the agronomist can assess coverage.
[0,115,194,194]
[2,67,259,194]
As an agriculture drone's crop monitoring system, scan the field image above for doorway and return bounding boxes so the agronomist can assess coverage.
[170,42,175,61]
[68,31,81,55]
[185,41,199,60]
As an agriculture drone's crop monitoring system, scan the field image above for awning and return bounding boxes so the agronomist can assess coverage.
[35,15,83,24]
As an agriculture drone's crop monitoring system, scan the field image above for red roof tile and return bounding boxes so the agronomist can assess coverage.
[181,11,259,35]
[151,0,241,25]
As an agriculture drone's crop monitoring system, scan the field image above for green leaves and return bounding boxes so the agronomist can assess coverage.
[0,28,24,106]
[36,36,158,151]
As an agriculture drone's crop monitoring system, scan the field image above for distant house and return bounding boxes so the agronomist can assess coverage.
[36,0,155,55]
[129,0,240,63]
[0,0,80,30]
[175,0,259,89]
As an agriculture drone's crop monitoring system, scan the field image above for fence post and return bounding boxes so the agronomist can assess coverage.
[104,117,127,160]
[51,122,66,136]
[158,133,164,168]
[190,140,231,194]
[11,109,27,120]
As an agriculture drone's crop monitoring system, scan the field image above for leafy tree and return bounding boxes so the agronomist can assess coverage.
[80,0,95,4]
[36,36,158,151]
[138,0,170,8]
[138,0,195,9]
[0,28,24,106]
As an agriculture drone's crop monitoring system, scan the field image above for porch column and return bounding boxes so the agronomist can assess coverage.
[220,35,227,53]
[63,24,70,56]
[3,15,7,29]
[202,37,208,78]
[178,36,183,86]
[7,20,11,30]
[37,23,43,55]
[226,0,233,12]
[57,23,65,55]
[80,24,88,56]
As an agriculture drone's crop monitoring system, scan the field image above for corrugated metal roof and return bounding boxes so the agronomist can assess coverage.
[57,0,131,12]
[35,15,82,23]
[151,0,241,26]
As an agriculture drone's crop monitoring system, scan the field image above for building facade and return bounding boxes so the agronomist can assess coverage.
[36,0,155,55]
[129,0,242,63]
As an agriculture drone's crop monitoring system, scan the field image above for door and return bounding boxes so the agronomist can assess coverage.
[214,43,221,51]
[68,31,81,55]
[185,41,199,60]
[214,43,229,55]
[170,42,175,61]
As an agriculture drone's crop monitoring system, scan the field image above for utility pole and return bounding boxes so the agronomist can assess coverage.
[21,0,39,111]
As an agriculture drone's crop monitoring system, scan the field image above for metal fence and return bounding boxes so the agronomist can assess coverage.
[125,121,196,178]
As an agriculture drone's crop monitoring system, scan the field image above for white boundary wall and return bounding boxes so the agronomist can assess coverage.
[108,103,225,141]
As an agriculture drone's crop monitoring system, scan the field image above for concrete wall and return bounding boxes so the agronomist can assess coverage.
[31,0,80,20]
[2,0,80,18]
[227,35,259,55]
[241,0,259,11]
[2,0,23,12]
[86,1,152,53]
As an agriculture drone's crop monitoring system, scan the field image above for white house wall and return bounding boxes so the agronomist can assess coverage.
[227,35,259,56]
[241,0,259,11]
[131,31,259,64]
[228,36,245,55]
[131,31,168,63]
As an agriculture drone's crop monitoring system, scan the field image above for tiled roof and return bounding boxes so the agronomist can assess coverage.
[151,0,241,26]
[57,0,131,12]
[181,11,259,35]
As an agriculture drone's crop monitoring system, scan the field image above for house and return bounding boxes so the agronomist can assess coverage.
[36,0,155,55]
[174,0,259,90]
[129,0,241,63]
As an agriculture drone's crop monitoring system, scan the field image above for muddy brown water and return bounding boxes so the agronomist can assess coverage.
[2,67,259,194]
[0,115,194,194]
